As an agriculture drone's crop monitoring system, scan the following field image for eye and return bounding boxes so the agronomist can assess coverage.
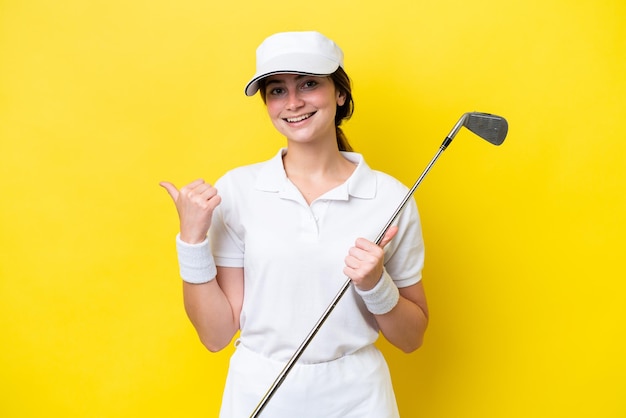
[301,79,318,89]
[267,86,285,96]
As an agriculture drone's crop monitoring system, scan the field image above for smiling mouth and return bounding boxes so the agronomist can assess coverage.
[284,112,315,123]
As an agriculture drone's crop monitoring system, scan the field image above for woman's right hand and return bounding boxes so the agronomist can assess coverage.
[160,179,222,244]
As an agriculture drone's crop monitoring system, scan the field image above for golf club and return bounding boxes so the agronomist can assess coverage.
[249,111,508,418]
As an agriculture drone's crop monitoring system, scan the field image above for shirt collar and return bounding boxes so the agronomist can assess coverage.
[255,148,377,200]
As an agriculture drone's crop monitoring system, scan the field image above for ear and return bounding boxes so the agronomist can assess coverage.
[336,90,347,107]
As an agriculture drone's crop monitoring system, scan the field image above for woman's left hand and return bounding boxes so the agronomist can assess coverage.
[343,225,398,291]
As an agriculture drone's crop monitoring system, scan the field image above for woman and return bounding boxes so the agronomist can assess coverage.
[161,31,429,417]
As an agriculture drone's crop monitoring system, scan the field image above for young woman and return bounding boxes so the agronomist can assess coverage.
[161,31,429,417]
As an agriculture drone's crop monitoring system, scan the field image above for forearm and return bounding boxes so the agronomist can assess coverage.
[355,275,429,353]
[183,280,240,352]
[375,289,429,353]
[175,233,242,352]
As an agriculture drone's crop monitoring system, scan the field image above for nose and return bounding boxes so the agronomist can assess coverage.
[286,90,304,110]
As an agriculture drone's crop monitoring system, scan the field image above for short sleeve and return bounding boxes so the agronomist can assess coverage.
[383,196,425,288]
[209,175,245,268]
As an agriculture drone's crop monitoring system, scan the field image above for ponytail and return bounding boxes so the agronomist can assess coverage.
[331,67,355,152]
[336,127,352,152]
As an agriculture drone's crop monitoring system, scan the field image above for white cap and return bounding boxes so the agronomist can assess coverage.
[244,31,344,96]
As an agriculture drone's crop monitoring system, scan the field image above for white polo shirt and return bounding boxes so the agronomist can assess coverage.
[209,148,424,364]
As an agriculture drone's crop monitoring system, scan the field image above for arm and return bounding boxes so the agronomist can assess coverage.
[344,226,429,353]
[183,266,244,352]
[160,179,243,352]
[374,282,428,353]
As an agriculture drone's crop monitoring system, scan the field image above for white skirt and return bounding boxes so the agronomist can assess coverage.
[219,342,400,418]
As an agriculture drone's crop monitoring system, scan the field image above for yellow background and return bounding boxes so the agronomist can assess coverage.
[1,0,624,417]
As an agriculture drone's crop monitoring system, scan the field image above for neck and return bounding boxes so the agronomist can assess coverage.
[282,140,344,177]
[282,141,356,204]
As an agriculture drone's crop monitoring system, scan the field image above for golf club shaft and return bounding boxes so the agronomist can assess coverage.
[249,139,453,418]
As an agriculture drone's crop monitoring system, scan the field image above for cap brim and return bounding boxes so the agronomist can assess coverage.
[244,53,340,96]
[245,71,329,96]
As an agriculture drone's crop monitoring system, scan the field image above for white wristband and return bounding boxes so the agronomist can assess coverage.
[175,234,217,284]
[354,269,400,315]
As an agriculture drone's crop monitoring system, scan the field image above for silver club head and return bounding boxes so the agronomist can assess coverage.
[464,112,508,145]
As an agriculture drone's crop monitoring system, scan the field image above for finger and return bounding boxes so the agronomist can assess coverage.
[344,255,360,269]
[159,181,179,201]
[195,183,218,200]
[186,178,208,191]
[353,239,384,263]
[378,225,399,249]
[181,179,207,196]
[185,180,219,201]
[348,245,373,262]
[200,193,222,211]
[186,185,219,210]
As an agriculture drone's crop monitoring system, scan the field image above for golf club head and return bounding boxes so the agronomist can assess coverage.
[464,112,508,145]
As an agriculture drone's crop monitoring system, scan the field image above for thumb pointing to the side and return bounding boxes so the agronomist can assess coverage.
[159,181,180,202]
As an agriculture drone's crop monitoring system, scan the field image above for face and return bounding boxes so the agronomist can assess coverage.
[263,73,346,145]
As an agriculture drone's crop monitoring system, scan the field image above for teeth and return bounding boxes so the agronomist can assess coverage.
[286,113,313,123]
